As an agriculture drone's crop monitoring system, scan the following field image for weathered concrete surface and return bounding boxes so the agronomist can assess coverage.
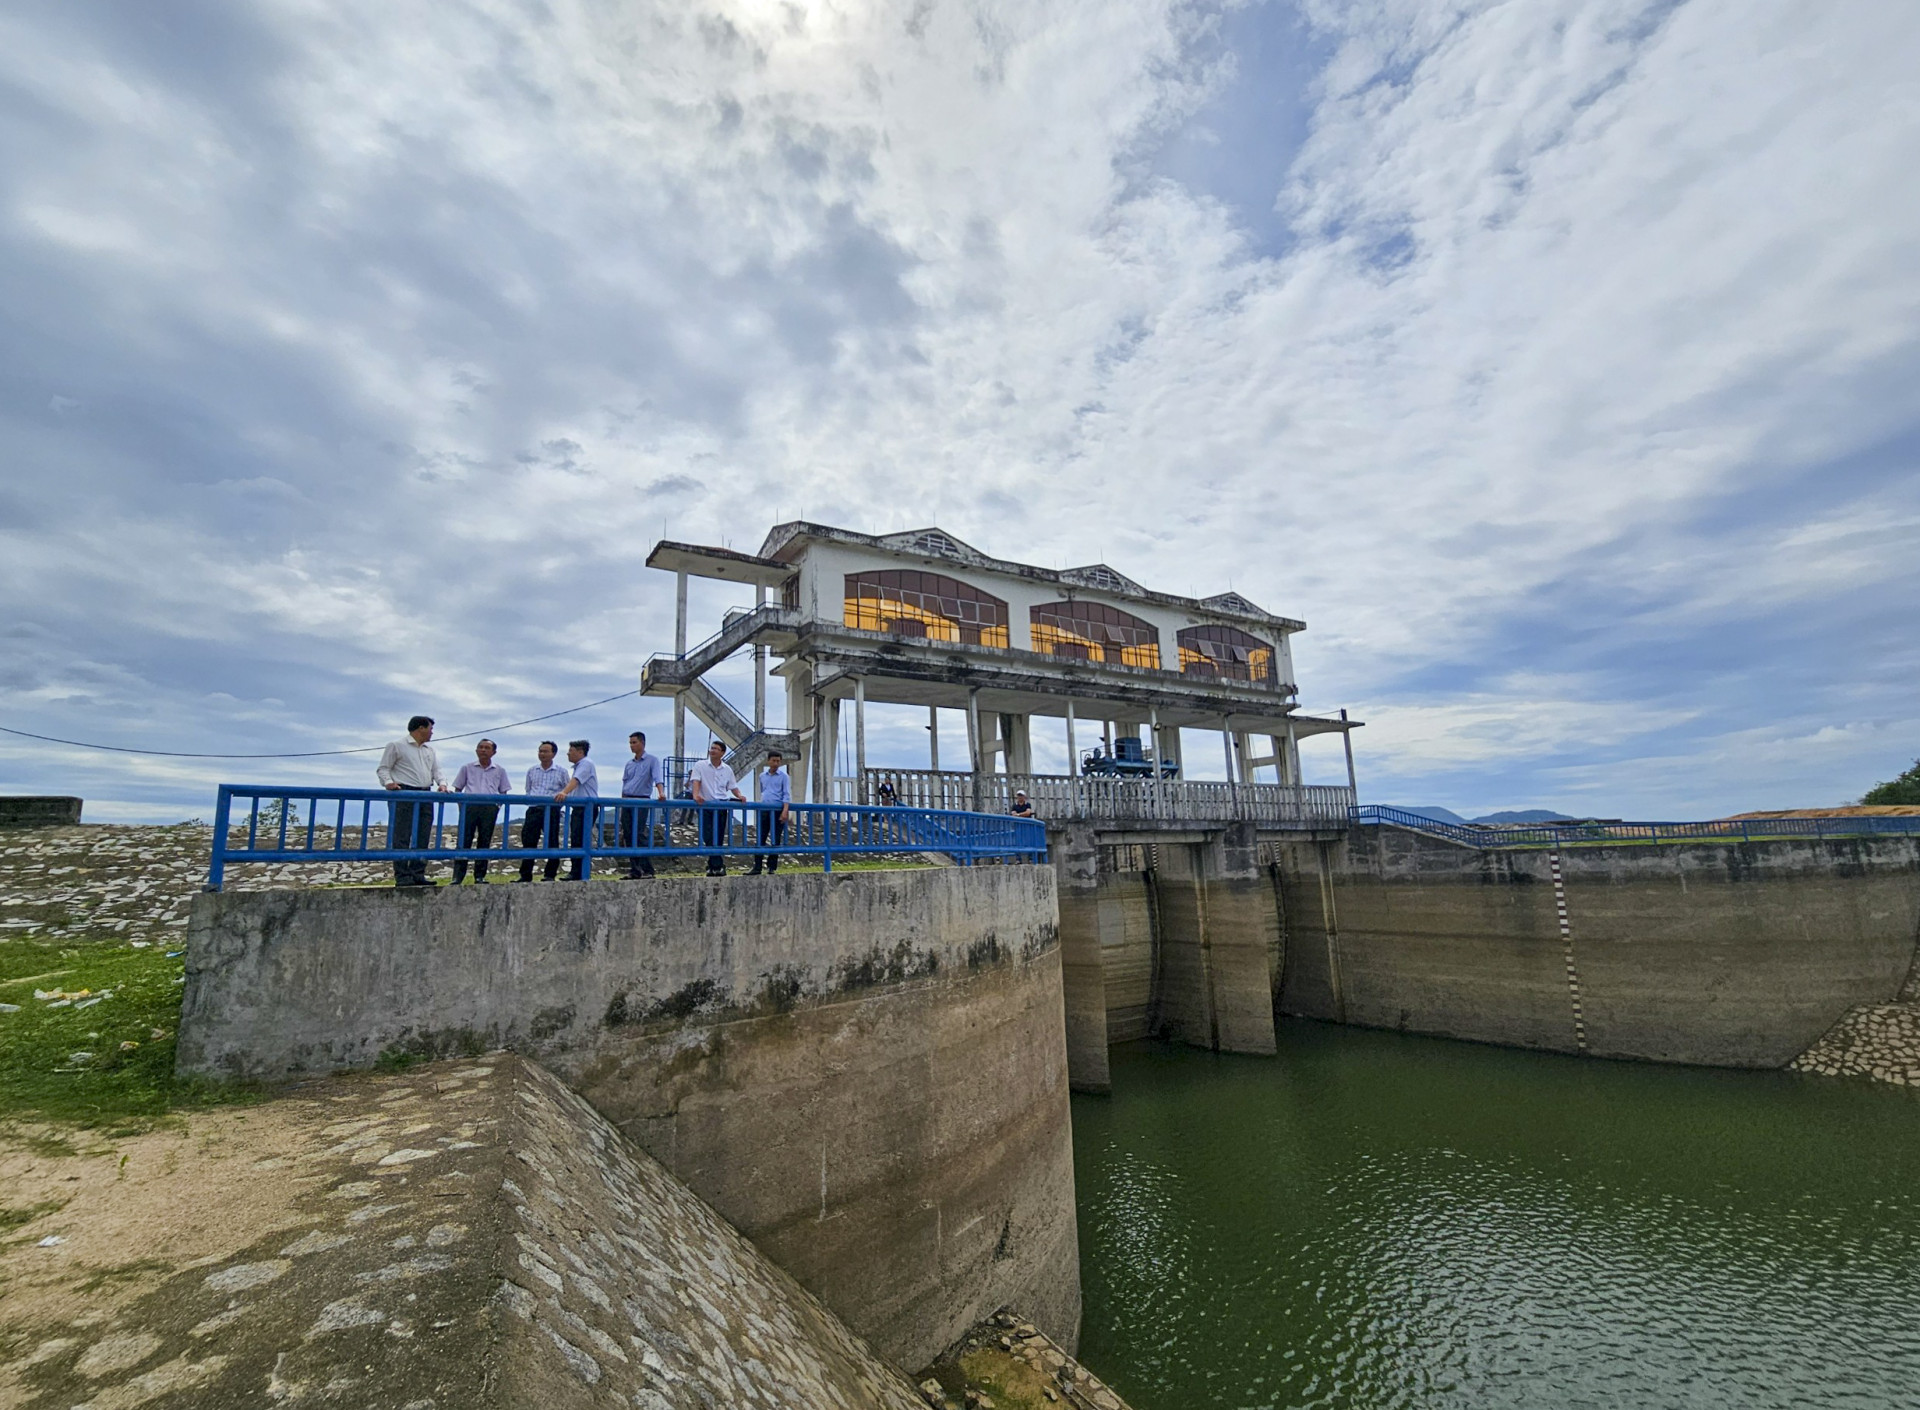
[3,1056,927,1409]
[0,796,82,829]
[1277,827,1920,1068]
[1094,871,1157,1045]
[1052,825,1112,1092]
[1150,825,1278,1057]
[178,867,1079,1370]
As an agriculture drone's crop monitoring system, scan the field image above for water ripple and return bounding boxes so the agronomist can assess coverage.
[1074,1026,1920,1410]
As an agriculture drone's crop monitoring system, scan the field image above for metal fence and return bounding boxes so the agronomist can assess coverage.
[1352,804,1920,849]
[204,785,1046,890]
[843,768,1355,829]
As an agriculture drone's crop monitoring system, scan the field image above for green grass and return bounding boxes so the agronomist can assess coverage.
[0,936,253,1133]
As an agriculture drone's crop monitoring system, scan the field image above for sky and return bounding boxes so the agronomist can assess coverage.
[1,0,1917,822]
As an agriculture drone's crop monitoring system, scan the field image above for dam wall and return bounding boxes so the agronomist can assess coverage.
[178,867,1077,1371]
[1274,827,1920,1068]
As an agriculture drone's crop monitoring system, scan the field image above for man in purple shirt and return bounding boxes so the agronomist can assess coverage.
[449,738,510,884]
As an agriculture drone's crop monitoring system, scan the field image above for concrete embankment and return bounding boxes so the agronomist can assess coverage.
[1273,826,1920,1069]
[2,1055,928,1408]
[177,867,1078,1370]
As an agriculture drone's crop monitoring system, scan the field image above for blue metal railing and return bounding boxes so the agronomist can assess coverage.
[1351,804,1920,849]
[204,785,1046,890]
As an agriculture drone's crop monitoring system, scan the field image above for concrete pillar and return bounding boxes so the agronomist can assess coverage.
[1064,700,1079,818]
[1149,823,1279,1056]
[673,571,689,765]
[816,697,840,804]
[753,584,767,733]
[1271,734,1293,786]
[1284,718,1301,786]
[1221,725,1236,785]
[1341,708,1357,795]
[966,690,982,811]
[854,677,867,802]
[1003,713,1032,776]
[1052,823,1111,1094]
[928,706,940,773]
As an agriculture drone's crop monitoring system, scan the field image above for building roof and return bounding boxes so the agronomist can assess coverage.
[755,521,1303,632]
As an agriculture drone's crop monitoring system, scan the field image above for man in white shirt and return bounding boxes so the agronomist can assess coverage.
[552,739,600,881]
[375,714,447,888]
[690,739,746,877]
[449,738,510,885]
[518,740,569,883]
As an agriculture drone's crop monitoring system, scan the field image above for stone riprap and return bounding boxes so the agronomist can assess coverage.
[0,824,387,948]
[3,1054,927,1409]
[0,797,83,829]
[1790,1003,1920,1084]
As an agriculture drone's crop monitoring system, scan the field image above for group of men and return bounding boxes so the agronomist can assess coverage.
[373,715,793,888]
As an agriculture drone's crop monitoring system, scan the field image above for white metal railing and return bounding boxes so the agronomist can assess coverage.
[832,768,1354,829]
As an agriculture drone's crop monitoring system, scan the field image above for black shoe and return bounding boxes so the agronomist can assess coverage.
[746,865,763,876]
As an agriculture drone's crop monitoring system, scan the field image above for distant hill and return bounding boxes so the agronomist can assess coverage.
[1377,806,1582,826]
[1389,806,1469,825]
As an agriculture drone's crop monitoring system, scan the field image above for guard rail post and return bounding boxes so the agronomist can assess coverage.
[206,785,232,892]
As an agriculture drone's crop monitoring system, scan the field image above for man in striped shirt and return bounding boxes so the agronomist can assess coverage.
[449,738,509,884]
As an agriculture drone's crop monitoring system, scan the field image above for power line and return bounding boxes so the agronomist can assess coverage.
[0,689,642,760]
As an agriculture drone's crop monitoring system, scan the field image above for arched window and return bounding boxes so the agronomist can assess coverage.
[1178,624,1274,683]
[844,570,1010,648]
[1030,601,1161,670]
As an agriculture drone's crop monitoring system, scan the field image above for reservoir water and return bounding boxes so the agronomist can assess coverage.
[1072,1022,1920,1410]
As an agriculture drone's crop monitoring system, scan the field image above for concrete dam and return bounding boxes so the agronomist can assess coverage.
[159,818,1920,1404]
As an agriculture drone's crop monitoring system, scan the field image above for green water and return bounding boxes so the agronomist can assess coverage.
[1072,1023,1920,1410]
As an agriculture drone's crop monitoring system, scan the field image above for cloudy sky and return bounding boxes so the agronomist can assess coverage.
[2,0,1917,822]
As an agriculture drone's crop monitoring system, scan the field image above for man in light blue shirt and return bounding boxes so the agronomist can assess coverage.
[518,740,568,883]
[620,731,667,879]
[552,740,599,881]
[747,750,793,875]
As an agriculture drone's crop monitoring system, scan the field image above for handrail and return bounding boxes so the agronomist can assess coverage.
[849,769,1355,828]
[203,784,1046,890]
[1351,804,1920,849]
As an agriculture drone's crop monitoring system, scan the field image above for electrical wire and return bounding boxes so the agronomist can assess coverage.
[0,688,642,760]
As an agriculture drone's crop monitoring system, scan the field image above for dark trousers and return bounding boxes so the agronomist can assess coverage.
[748,812,786,873]
[620,807,657,878]
[700,806,729,875]
[389,796,435,886]
[567,805,597,881]
[450,804,498,883]
[518,805,560,882]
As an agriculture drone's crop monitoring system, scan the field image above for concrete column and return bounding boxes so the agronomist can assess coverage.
[1284,718,1301,787]
[1003,713,1032,776]
[1064,700,1079,818]
[1052,823,1112,1094]
[1341,708,1357,795]
[854,677,867,802]
[753,584,767,732]
[1271,734,1293,786]
[1148,706,1162,819]
[966,690,982,811]
[673,570,689,765]
[785,663,812,801]
[1221,724,1236,785]
[816,697,841,804]
[928,706,940,773]
[1236,733,1267,791]
[1149,823,1279,1057]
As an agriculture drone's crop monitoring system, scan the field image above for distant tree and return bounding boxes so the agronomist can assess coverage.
[1862,759,1920,806]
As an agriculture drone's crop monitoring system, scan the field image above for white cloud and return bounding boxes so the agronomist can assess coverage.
[0,0,1916,818]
